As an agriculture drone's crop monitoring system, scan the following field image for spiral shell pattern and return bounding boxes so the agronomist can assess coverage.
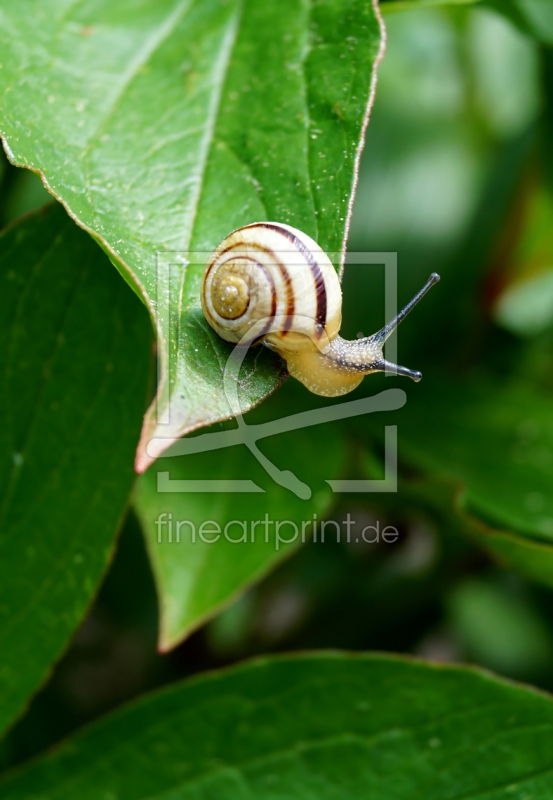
[201,222,342,350]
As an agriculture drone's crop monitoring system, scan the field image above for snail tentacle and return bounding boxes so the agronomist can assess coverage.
[315,271,441,385]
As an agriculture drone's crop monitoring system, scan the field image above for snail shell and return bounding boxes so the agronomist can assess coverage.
[202,222,341,346]
[201,222,439,397]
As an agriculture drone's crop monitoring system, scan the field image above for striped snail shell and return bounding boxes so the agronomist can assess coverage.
[201,222,439,397]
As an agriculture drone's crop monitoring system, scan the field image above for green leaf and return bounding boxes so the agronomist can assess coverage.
[381,0,480,13]
[495,269,553,336]
[133,380,404,649]
[0,0,384,471]
[447,577,553,678]
[383,0,553,41]
[474,527,553,589]
[483,0,553,42]
[3,653,553,797]
[375,374,553,584]
[134,443,335,652]
[383,378,553,543]
[363,468,553,594]
[0,205,151,737]
[0,144,52,227]
[493,184,553,336]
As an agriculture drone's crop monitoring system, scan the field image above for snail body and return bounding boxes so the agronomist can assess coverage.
[201,222,439,397]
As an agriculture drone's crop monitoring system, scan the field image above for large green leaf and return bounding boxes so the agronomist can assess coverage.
[0,205,151,736]
[3,653,553,797]
[0,0,384,471]
[134,383,407,649]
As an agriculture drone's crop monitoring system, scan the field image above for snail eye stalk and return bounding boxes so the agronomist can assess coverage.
[370,273,441,348]
[365,273,440,381]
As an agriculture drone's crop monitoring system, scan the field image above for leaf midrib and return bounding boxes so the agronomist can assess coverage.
[81,0,196,223]
[173,1,244,373]
[6,709,552,800]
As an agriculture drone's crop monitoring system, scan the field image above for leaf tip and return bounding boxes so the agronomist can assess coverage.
[134,450,154,475]
[135,426,182,474]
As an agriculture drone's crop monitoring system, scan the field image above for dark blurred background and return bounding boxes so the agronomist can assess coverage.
[3,2,553,772]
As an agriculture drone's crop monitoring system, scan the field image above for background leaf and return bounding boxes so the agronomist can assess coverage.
[369,469,553,602]
[3,654,553,798]
[0,0,384,469]
[381,0,479,12]
[0,204,151,736]
[483,0,553,42]
[398,379,553,541]
[133,384,404,649]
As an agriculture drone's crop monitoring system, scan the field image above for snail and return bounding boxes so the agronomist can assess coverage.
[201,222,439,397]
